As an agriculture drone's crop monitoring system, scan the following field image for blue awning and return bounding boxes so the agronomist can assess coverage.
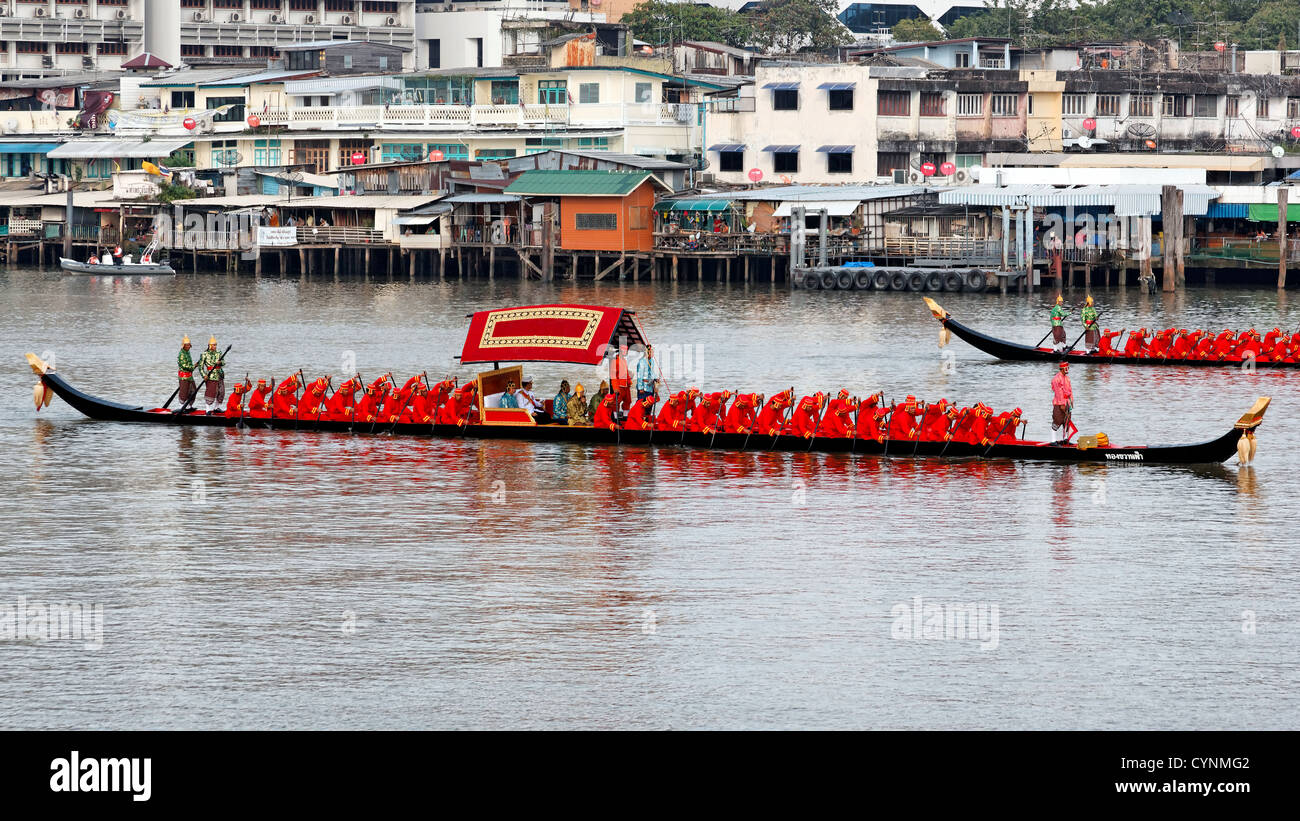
[1289,170,1300,180]
[762,82,800,90]
[816,145,854,153]
[1206,202,1249,219]
[817,82,856,90]
[708,143,746,152]
[762,144,800,153]
[0,143,59,154]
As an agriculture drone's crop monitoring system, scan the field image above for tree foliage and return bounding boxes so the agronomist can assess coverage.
[947,0,1300,51]
[750,0,854,53]
[621,1,752,48]
[891,18,945,43]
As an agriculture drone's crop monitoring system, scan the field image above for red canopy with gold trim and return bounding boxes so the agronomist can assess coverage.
[459,304,648,365]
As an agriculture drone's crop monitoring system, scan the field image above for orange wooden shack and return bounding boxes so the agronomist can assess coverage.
[504,169,671,253]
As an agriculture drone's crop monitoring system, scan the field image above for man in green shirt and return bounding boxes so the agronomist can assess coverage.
[177,336,196,407]
[1050,295,1070,353]
[197,335,226,414]
[1081,294,1099,354]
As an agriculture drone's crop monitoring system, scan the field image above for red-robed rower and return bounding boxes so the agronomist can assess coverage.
[691,390,731,433]
[887,395,923,441]
[353,376,391,424]
[757,389,795,436]
[382,375,424,423]
[680,388,701,428]
[592,392,619,430]
[820,390,857,438]
[324,376,361,421]
[948,403,991,445]
[224,379,253,415]
[724,392,760,434]
[409,378,453,424]
[1123,328,1149,357]
[1146,328,1177,358]
[655,391,689,432]
[855,392,887,442]
[785,392,826,437]
[985,407,1025,445]
[627,393,657,430]
[271,373,302,417]
[297,376,331,419]
[1169,329,1200,359]
[246,379,272,415]
[918,398,952,441]
[1098,329,1122,356]
[437,382,477,425]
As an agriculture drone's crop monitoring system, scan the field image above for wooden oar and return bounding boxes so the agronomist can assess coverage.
[806,394,829,451]
[938,407,969,457]
[910,400,929,456]
[313,375,334,427]
[880,399,897,457]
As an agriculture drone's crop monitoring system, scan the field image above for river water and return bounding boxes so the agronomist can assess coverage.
[2,267,1297,730]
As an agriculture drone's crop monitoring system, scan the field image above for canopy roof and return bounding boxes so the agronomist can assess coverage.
[459,305,648,366]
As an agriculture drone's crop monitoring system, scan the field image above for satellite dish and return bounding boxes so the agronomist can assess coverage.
[1077,136,1092,149]
[4,118,17,133]
[1272,145,1286,159]
[969,164,982,181]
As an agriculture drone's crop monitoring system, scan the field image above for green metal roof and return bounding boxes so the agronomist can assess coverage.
[504,169,663,197]
[1247,203,1300,223]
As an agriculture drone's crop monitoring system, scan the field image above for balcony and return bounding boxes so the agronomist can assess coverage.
[256,102,694,131]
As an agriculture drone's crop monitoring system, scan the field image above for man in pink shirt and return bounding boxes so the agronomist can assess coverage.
[1051,362,1076,444]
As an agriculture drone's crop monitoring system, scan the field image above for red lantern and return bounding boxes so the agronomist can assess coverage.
[938,161,956,176]
[182,117,196,130]
[747,168,763,182]
[1291,126,1300,140]
[920,162,936,176]
[1214,42,1226,53]
[351,151,367,165]
[1081,117,1097,131]
[246,114,261,128]
[428,149,444,162]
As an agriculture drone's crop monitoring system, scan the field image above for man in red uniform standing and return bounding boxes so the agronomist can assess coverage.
[1051,362,1076,444]
[609,342,632,420]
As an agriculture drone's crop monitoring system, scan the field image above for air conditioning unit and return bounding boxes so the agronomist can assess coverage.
[83,56,94,69]
[270,13,282,23]
[193,12,207,22]
[385,16,398,26]
[74,8,87,18]
[953,169,970,185]
[41,55,54,68]
[35,7,48,17]
[698,172,715,184]
[1062,127,1074,139]
[907,170,924,184]
[0,9,9,17]
[341,15,353,24]
[305,14,317,23]
[230,12,242,22]
[892,169,907,184]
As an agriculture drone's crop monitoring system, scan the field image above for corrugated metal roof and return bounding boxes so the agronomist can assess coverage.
[141,68,262,87]
[47,139,193,159]
[505,170,665,197]
[253,170,340,189]
[938,184,1219,216]
[692,184,928,203]
[554,150,689,170]
[174,193,442,209]
[1206,202,1249,219]
[0,143,59,154]
[284,76,402,95]
[203,69,321,87]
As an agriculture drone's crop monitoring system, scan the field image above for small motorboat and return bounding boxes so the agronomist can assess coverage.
[60,240,175,276]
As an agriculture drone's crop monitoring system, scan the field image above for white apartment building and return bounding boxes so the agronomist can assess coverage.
[0,0,416,73]
[414,0,602,72]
